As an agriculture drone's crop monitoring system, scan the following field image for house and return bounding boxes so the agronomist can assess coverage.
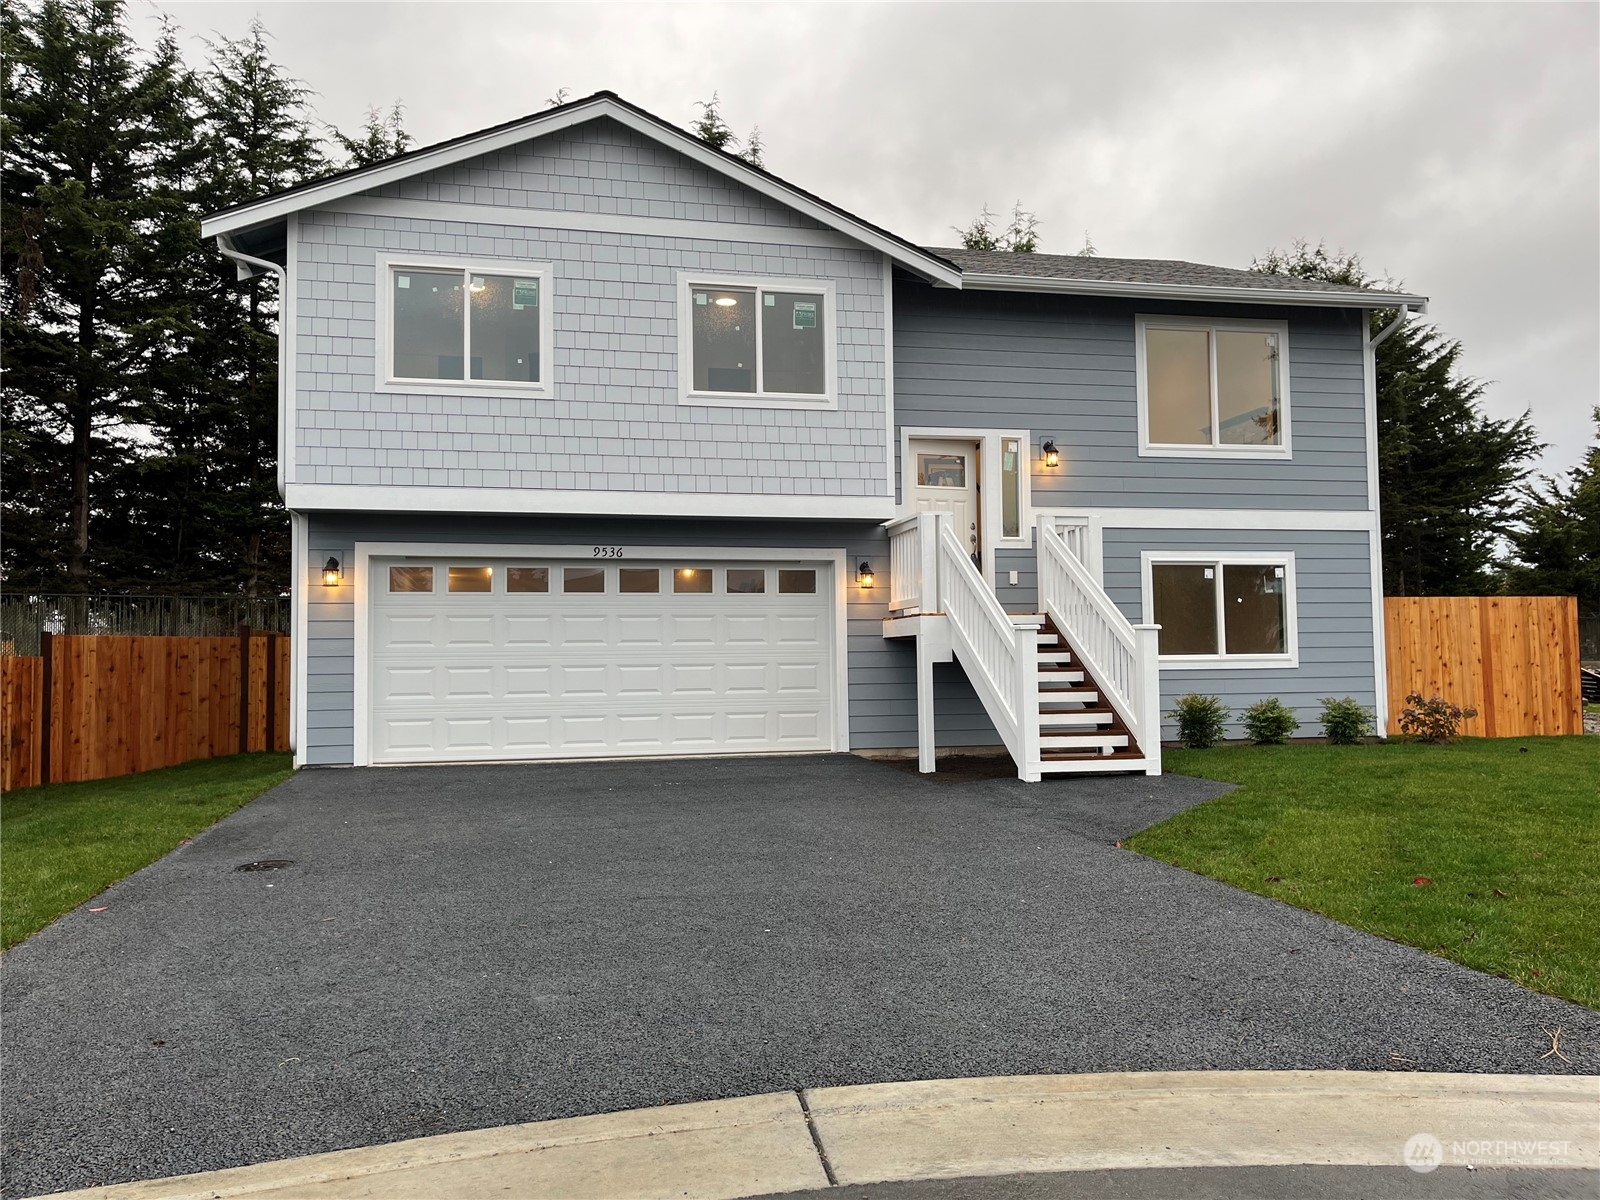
[200,91,1426,781]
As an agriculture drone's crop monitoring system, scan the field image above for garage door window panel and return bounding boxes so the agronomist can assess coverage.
[389,566,434,593]
[779,569,817,594]
[506,567,548,593]
[447,566,493,593]
[564,567,606,593]
[620,568,660,594]
[727,568,766,594]
[674,567,713,594]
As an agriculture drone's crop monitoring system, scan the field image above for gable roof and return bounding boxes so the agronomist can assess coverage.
[200,90,963,286]
[929,247,1427,310]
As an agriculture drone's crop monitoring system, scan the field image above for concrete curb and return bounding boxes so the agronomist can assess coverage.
[53,1071,1599,1200]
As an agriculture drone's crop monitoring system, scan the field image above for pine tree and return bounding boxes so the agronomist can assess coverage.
[331,102,412,169]
[1254,241,1542,595]
[1,0,204,594]
[954,200,1041,253]
[1502,409,1599,615]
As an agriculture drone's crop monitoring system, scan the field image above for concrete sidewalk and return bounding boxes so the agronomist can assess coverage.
[53,1071,1600,1200]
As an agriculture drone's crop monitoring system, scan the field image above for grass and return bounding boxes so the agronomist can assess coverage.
[2,753,292,950]
[1128,738,1600,1009]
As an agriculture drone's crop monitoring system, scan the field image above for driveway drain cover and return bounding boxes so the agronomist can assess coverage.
[234,860,294,872]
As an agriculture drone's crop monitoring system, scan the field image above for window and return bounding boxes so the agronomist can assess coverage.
[388,565,434,593]
[917,453,966,488]
[673,567,712,594]
[619,568,660,594]
[726,568,766,594]
[1137,316,1290,457]
[778,569,816,594]
[563,567,605,593]
[680,276,835,407]
[1000,438,1021,538]
[506,567,548,593]
[380,256,552,393]
[447,566,493,593]
[1145,554,1296,666]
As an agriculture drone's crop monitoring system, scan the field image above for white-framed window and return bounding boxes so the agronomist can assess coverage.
[1135,315,1291,459]
[1140,551,1298,668]
[897,427,1033,555]
[374,254,553,395]
[677,274,837,409]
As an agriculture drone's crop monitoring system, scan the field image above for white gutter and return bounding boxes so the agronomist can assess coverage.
[214,235,291,499]
[956,271,1430,311]
[1370,302,1413,348]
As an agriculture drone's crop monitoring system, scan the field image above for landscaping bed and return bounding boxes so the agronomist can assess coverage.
[1,752,292,948]
[1130,738,1599,1009]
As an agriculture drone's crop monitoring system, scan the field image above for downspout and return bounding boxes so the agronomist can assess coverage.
[1370,302,1412,348]
[216,233,296,756]
[1363,301,1411,739]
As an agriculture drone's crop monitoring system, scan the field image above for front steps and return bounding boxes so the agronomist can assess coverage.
[1026,617,1152,775]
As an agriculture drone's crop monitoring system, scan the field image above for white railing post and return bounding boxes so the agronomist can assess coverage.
[1011,614,1043,781]
[1134,624,1163,775]
[922,511,944,612]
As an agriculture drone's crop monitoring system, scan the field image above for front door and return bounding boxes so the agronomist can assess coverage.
[910,439,980,567]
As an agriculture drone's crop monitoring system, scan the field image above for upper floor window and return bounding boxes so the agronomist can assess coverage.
[377,255,553,394]
[1136,315,1291,458]
[678,275,837,409]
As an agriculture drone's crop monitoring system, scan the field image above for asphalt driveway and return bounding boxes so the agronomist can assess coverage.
[3,754,1595,1196]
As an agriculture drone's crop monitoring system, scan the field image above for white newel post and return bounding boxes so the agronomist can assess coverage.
[1011,615,1044,782]
[921,512,944,612]
[1134,624,1163,775]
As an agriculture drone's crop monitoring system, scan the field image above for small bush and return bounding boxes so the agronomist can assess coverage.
[1242,697,1300,745]
[1319,696,1373,745]
[1397,692,1478,744]
[1170,693,1229,749]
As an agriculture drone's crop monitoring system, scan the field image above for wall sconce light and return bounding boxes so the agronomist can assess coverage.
[1041,439,1060,469]
[322,557,343,587]
[857,561,875,589]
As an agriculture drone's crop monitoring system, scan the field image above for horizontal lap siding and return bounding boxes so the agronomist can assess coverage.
[1101,528,1378,739]
[296,116,887,500]
[892,285,1370,511]
[303,513,987,765]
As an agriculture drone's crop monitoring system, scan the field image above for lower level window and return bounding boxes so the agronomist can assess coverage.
[1149,556,1293,661]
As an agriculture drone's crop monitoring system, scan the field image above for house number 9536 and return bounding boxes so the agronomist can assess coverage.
[592,546,624,558]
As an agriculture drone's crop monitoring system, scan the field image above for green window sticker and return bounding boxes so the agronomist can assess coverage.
[792,301,817,330]
[512,279,539,309]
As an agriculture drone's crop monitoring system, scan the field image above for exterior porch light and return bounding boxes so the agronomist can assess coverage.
[322,557,343,587]
[1041,439,1060,469]
[857,561,875,589]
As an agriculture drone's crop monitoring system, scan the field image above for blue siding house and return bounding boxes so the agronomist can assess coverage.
[201,91,1426,781]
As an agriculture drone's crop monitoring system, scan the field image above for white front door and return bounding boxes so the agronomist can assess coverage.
[909,439,981,566]
[367,557,835,764]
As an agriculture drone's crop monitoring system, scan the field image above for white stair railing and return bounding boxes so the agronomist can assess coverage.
[887,513,935,614]
[1036,514,1162,774]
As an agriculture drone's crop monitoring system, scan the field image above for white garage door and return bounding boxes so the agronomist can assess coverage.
[367,557,836,764]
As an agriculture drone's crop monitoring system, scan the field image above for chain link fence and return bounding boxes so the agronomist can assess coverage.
[0,595,291,657]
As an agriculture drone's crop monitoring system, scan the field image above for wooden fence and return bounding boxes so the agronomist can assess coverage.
[1384,596,1582,738]
[1,630,289,791]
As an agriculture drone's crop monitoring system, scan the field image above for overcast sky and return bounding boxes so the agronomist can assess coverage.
[139,1,1599,476]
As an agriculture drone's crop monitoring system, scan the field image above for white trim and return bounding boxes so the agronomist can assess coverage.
[675,274,838,410]
[960,271,1428,311]
[897,426,1034,585]
[374,253,554,397]
[290,511,308,766]
[1031,505,1377,532]
[200,94,962,286]
[283,212,298,490]
[349,540,850,767]
[1135,314,1293,460]
[882,257,896,501]
[320,195,862,252]
[1362,318,1389,735]
[1140,551,1300,670]
[284,482,893,521]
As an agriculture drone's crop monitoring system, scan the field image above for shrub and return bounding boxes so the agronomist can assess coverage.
[1170,693,1229,749]
[1319,696,1373,745]
[1397,692,1478,744]
[1242,697,1300,745]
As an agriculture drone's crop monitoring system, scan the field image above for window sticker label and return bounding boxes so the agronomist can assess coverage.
[764,294,776,306]
[695,292,707,305]
[512,279,538,309]
[1204,568,1215,579]
[397,275,411,288]
[793,301,817,329]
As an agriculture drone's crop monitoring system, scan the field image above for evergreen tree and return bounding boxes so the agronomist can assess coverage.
[1,0,202,594]
[131,18,325,596]
[690,92,764,167]
[331,102,411,169]
[1254,241,1542,595]
[1502,408,1599,615]
[955,200,1040,253]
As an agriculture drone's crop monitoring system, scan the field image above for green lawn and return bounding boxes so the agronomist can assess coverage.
[2,753,292,949]
[1129,738,1600,1009]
